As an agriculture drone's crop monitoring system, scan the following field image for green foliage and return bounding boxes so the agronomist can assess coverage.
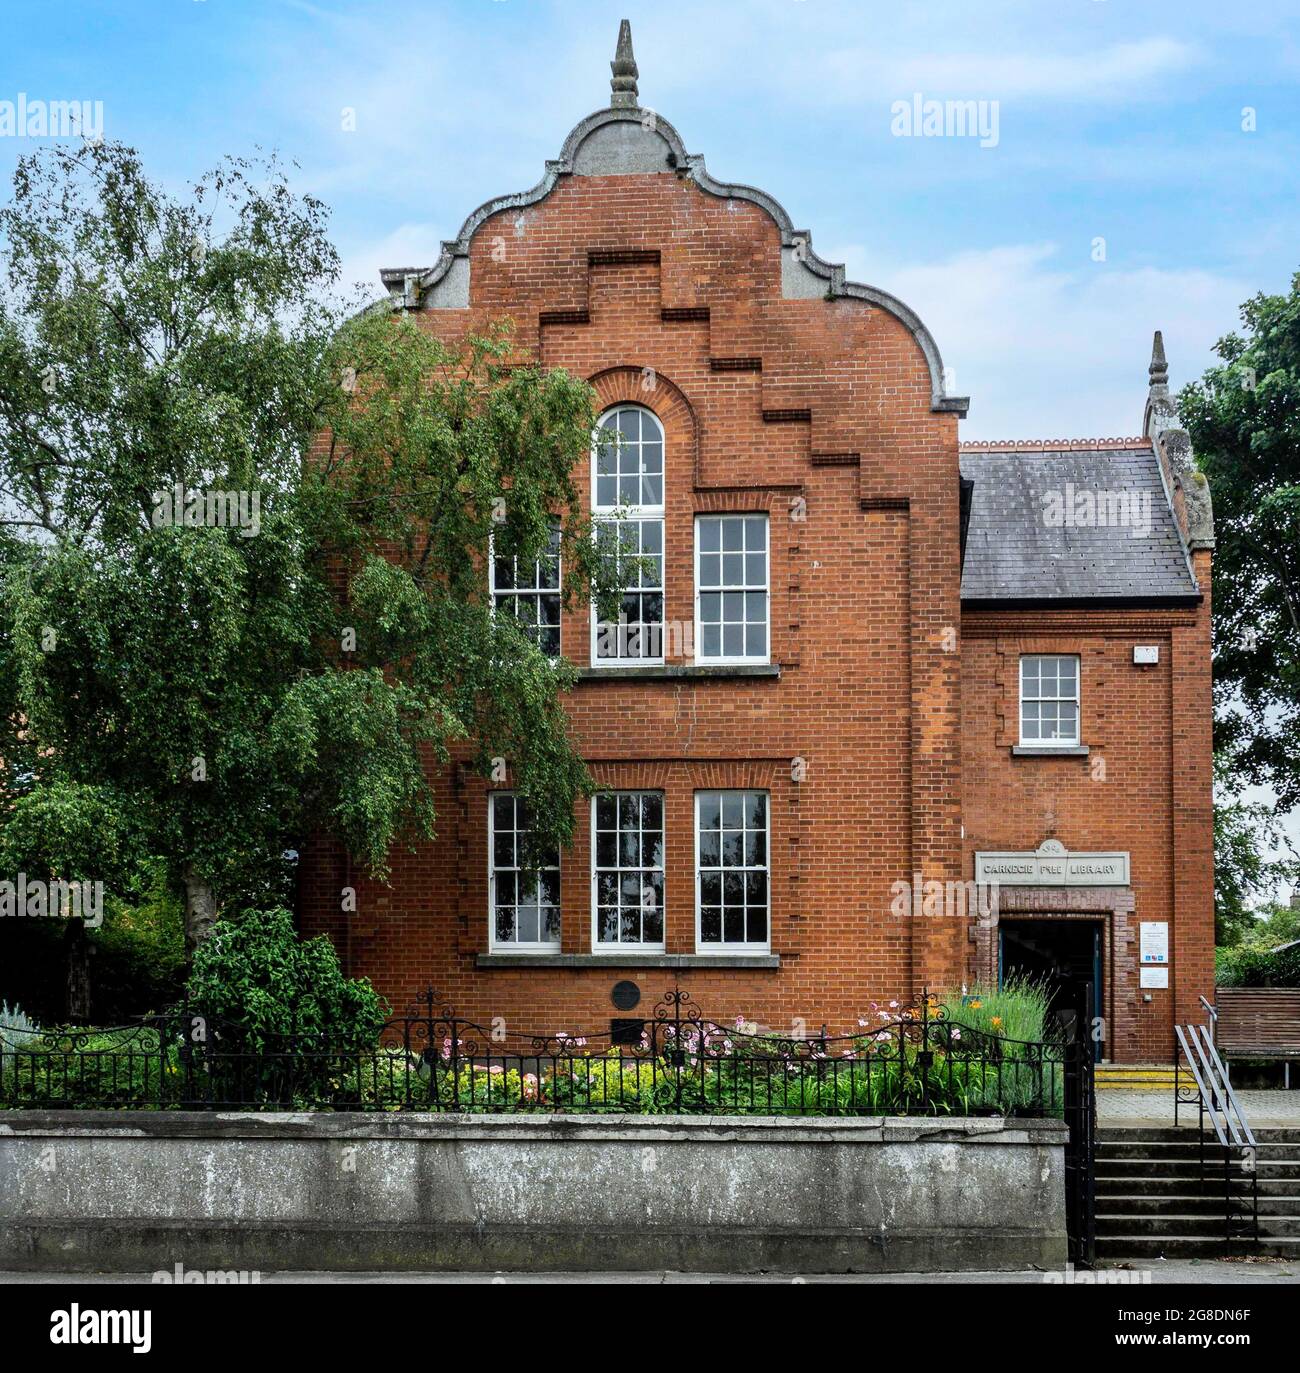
[184,906,385,1052]
[0,864,186,1024]
[307,313,617,864]
[0,141,625,966]
[1179,272,1300,809]
[938,976,1058,1045]
[1216,941,1300,988]
[90,868,187,1020]
[1212,758,1297,946]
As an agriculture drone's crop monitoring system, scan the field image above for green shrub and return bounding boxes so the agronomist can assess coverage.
[184,907,386,1104]
[0,1023,182,1108]
[186,907,385,1048]
[937,977,1056,1046]
[1216,942,1300,987]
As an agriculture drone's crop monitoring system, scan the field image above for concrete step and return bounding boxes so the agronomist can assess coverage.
[1098,1126,1300,1145]
[1096,1065,1179,1081]
[1095,1193,1300,1217]
[1097,1141,1300,1161]
[1095,1073,1179,1081]
[1096,1213,1297,1239]
[1095,1157,1300,1180]
[1097,1175,1299,1198]
[1096,1236,1300,1260]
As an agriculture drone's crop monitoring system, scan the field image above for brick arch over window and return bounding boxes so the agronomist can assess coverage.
[588,367,699,486]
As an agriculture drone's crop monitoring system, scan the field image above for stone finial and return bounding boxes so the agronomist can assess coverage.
[1144,328,1175,439]
[610,19,639,108]
[1148,329,1169,386]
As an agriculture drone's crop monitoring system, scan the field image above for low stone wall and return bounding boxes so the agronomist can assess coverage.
[0,1112,1068,1273]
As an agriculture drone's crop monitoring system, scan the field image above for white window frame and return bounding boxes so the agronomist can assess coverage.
[488,792,561,953]
[589,790,666,953]
[488,522,563,660]
[589,405,666,668]
[1018,654,1081,748]
[694,789,771,953]
[694,513,770,665]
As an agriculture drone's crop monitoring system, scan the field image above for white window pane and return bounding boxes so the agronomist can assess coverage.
[698,789,769,948]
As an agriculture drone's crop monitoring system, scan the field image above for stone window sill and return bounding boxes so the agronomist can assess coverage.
[476,953,781,970]
[1011,744,1090,757]
[576,664,781,682]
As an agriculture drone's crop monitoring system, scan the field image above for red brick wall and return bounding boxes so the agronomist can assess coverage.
[959,584,1215,1061]
[297,164,1212,1059]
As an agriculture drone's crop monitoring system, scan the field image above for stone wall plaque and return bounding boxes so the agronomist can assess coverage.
[974,838,1130,887]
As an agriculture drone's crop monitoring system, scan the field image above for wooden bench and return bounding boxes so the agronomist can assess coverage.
[1215,987,1300,1087]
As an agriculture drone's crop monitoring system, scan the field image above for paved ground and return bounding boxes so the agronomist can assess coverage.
[1097,1088,1300,1127]
[2,1259,1296,1284]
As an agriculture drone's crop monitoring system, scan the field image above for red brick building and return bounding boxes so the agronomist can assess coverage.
[299,24,1215,1063]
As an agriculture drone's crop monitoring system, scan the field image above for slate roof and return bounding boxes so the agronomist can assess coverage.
[958,441,1199,603]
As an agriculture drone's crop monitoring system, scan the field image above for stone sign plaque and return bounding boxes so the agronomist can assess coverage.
[974,838,1130,887]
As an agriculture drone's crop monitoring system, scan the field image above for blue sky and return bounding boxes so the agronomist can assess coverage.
[3,0,1298,883]
[2,0,1296,439]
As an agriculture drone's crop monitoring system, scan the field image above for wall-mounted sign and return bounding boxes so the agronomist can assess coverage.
[1140,967,1169,989]
[1140,922,1169,965]
[974,838,1130,887]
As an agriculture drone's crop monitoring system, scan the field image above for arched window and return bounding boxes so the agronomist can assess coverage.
[591,406,665,664]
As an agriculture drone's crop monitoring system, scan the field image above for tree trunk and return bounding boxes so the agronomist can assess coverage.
[63,920,92,1023]
[182,864,218,954]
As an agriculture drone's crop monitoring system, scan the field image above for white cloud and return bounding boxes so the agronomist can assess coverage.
[836,242,1252,438]
[817,37,1199,105]
[339,222,446,298]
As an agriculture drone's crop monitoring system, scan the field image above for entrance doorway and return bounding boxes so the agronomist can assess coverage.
[999,917,1104,1060]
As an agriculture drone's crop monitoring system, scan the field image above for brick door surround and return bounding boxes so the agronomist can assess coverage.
[971,885,1138,1062]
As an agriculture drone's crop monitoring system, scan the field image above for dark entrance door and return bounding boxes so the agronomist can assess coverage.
[999,917,1104,1061]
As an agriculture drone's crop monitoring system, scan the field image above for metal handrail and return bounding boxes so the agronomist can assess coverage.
[1175,1024,1231,1146]
[1175,1019,1259,1246]
[1196,1025,1254,1149]
[1199,994,1217,1023]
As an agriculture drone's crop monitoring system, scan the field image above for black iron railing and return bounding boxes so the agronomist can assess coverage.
[0,987,1074,1117]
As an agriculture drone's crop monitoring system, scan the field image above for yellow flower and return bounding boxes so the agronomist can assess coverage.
[991,1016,1002,1028]
[970,999,983,1010]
